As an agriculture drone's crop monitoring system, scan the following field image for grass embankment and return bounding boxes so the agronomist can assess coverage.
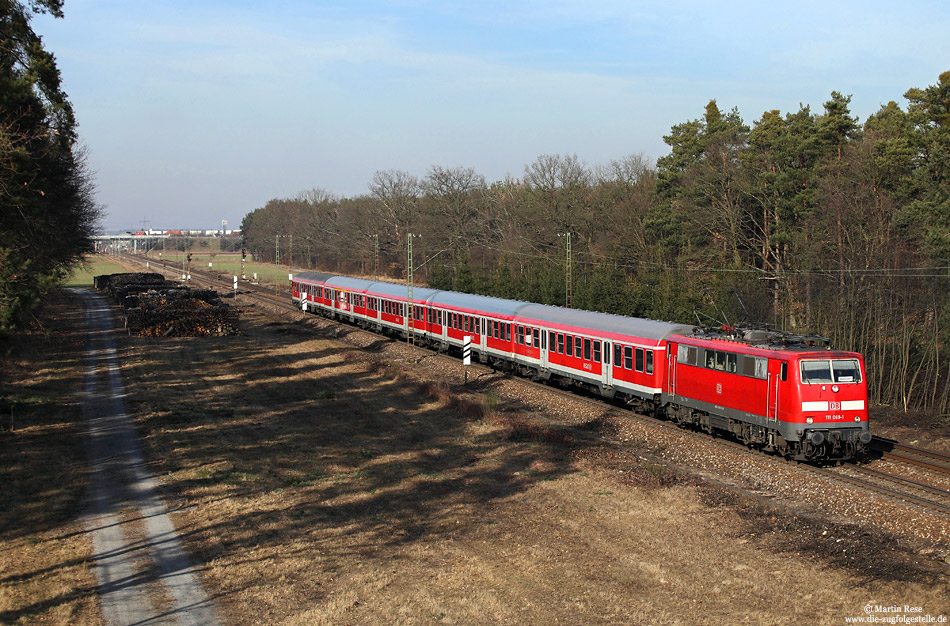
[0,293,102,625]
[2,276,948,624]
[114,308,949,624]
[143,250,295,286]
[66,257,128,288]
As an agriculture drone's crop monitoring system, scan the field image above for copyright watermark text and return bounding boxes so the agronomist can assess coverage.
[845,605,947,624]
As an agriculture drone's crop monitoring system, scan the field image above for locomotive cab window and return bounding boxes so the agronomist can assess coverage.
[800,358,862,384]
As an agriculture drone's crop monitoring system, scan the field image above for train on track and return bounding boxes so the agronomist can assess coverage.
[291,272,872,461]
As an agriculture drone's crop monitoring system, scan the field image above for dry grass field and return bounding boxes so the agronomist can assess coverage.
[0,298,102,625]
[2,289,949,624]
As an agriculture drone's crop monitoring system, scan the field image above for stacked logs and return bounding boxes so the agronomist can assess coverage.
[95,273,240,336]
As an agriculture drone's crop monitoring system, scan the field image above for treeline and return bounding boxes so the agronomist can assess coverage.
[241,72,950,414]
[0,1,99,328]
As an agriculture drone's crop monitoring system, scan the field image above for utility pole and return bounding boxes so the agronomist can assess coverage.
[275,234,280,266]
[407,233,421,345]
[372,234,379,279]
[559,232,573,308]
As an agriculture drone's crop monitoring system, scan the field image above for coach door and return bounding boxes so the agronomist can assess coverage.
[540,330,549,370]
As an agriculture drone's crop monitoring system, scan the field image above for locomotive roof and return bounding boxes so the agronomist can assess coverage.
[429,291,532,317]
[517,303,696,341]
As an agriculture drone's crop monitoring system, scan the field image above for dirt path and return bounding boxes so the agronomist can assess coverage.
[76,289,220,626]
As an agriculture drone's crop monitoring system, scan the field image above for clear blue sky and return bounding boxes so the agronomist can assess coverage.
[35,0,950,232]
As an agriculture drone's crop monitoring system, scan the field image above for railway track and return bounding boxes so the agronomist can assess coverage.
[869,436,950,475]
[108,253,950,520]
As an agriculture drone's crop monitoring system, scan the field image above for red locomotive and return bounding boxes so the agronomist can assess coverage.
[291,272,871,461]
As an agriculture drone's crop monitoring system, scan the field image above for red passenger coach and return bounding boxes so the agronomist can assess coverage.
[290,271,871,461]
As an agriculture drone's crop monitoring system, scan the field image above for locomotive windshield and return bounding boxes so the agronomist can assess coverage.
[800,358,862,384]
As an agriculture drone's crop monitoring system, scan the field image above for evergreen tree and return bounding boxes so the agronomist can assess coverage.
[1,0,99,326]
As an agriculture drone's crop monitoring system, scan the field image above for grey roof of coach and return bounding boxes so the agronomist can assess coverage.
[324,275,378,291]
[516,303,695,341]
[429,291,531,318]
[298,274,693,340]
[295,271,336,283]
[364,280,443,302]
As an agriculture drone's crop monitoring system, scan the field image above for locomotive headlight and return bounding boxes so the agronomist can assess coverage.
[854,416,861,422]
[806,417,814,424]
[832,385,839,393]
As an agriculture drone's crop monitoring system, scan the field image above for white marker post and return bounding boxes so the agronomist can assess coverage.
[463,335,472,385]
[233,275,238,294]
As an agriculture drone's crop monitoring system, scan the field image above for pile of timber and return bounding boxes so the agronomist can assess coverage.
[94,273,240,336]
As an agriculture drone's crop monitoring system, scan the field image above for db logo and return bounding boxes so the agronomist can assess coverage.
[830,401,841,411]
[716,383,722,394]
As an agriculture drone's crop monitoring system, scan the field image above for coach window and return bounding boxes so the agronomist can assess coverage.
[624,346,633,370]
[566,335,574,356]
[533,328,540,348]
[506,323,512,342]
[593,340,601,363]
[614,344,623,367]
[557,333,564,354]
[583,338,591,361]
[573,337,581,359]
[646,350,654,374]
[635,347,644,372]
[549,331,556,351]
